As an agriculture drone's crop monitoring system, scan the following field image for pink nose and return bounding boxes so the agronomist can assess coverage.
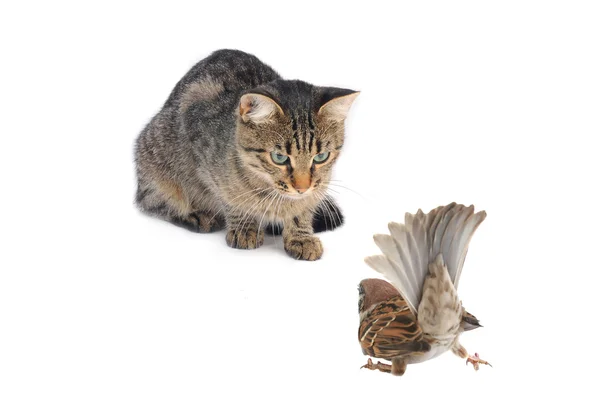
[292,174,311,193]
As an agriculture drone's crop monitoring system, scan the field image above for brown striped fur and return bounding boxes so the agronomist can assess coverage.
[134,50,358,260]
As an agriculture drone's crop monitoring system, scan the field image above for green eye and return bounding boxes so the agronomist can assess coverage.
[270,151,289,165]
[313,152,330,164]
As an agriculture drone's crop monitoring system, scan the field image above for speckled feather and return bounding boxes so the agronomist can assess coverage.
[359,203,488,374]
[359,295,431,360]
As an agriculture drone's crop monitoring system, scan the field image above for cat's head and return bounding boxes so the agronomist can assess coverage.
[235,80,358,199]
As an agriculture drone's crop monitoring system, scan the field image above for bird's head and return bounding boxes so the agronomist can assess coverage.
[358,278,400,318]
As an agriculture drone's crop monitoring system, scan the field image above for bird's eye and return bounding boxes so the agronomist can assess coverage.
[313,152,330,164]
[270,151,289,165]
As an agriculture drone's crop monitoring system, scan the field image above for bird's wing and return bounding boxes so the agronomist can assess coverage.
[364,203,487,312]
[364,209,429,315]
[359,296,431,360]
[425,203,487,288]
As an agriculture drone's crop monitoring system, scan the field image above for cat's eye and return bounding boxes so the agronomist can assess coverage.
[270,151,289,165]
[313,152,330,164]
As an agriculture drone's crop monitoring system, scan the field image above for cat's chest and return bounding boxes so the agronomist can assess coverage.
[227,191,317,220]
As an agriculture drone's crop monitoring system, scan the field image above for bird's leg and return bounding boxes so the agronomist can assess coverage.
[465,352,492,371]
[361,358,392,373]
[391,357,407,376]
[452,344,492,371]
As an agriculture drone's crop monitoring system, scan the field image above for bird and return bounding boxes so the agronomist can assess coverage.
[358,202,491,376]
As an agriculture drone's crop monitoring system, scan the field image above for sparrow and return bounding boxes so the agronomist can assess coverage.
[358,202,491,376]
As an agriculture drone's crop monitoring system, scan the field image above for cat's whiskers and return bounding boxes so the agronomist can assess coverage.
[326,181,369,201]
[207,187,272,225]
[312,192,330,231]
[235,189,278,234]
[314,190,343,230]
[209,188,269,222]
[233,192,272,233]
[320,193,337,231]
[257,190,281,233]
[323,193,343,227]
[251,190,282,233]
[272,193,285,250]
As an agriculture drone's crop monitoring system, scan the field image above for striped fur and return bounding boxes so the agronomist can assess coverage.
[134,50,358,260]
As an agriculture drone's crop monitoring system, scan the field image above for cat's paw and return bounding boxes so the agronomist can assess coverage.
[172,212,224,233]
[284,235,323,261]
[226,227,265,249]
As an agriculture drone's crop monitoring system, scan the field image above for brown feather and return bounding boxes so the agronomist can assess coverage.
[359,296,431,360]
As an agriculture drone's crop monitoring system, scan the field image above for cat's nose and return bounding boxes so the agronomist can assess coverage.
[292,174,311,194]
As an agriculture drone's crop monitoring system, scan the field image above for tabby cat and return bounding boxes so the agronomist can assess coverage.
[134,49,358,261]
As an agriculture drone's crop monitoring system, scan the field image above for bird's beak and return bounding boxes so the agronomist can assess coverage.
[462,315,482,331]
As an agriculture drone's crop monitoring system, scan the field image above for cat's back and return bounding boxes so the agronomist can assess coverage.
[165,49,281,108]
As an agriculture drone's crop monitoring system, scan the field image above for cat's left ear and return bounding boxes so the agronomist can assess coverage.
[317,88,360,122]
[239,93,283,124]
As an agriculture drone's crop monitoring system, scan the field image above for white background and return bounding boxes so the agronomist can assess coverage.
[1,1,599,399]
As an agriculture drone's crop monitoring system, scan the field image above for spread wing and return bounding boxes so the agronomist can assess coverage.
[364,209,429,315]
[425,203,487,288]
[358,296,431,360]
[364,203,487,314]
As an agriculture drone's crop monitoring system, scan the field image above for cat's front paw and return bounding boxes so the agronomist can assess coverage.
[226,227,265,249]
[284,236,323,261]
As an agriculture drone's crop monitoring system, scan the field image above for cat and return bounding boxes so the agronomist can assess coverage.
[134,49,358,261]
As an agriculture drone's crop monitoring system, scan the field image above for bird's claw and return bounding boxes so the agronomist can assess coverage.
[466,352,492,371]
[361,358,392,373]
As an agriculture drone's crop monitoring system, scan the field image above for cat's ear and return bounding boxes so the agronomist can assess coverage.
[239,93,283,124]
[317,89,359,122]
